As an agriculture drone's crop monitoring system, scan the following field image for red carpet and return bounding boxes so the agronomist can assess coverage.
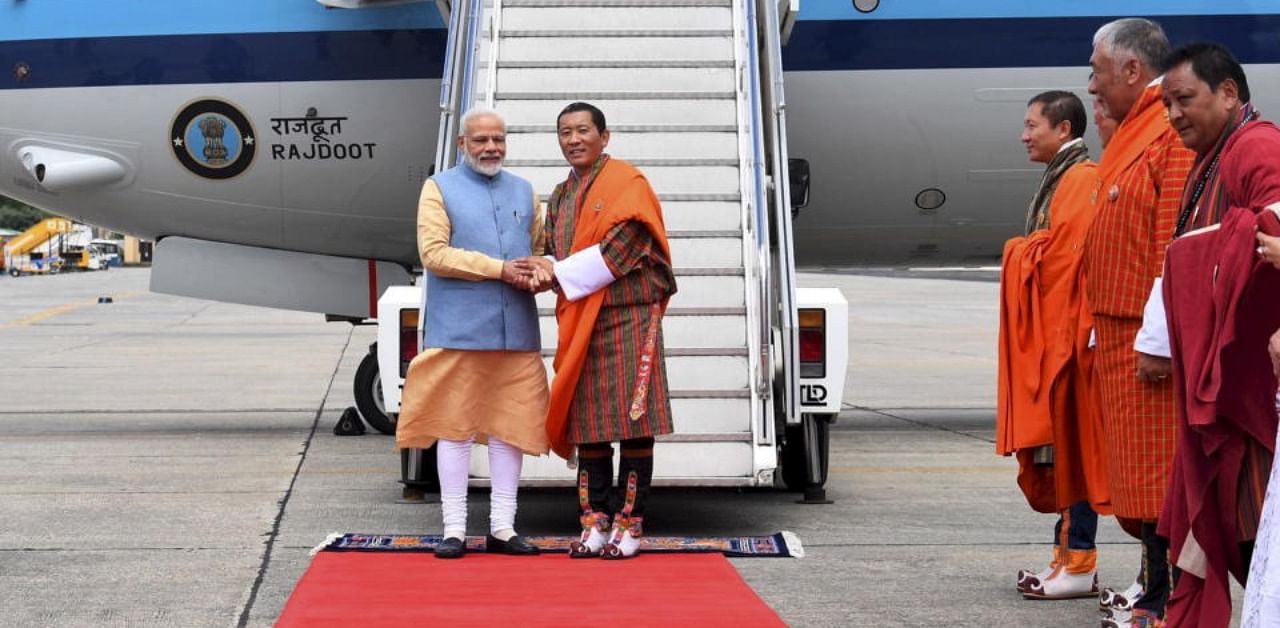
[277,552,786,627]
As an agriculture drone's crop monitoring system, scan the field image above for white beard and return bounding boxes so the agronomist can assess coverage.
[465,153,503,177]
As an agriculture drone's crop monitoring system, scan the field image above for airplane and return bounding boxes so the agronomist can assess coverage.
[1,0,1276,490]
[1,1,1276,277]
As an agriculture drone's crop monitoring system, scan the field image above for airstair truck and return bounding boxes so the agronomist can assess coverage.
[4,218,103,276]
[363,0,846,498]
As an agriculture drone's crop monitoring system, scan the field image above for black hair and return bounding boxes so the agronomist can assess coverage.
[1027,90,1087,140]
[1164,42,1251,102]
[557,102,607,133]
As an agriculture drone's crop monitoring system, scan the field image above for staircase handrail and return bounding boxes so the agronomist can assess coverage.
[433,0,472,173]
[482,0,503,108]
[758,0,801,423]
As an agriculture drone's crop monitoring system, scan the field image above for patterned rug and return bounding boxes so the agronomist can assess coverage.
[314,531,804,558]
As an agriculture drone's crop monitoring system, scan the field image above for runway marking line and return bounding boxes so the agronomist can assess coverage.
[0,291,144,329]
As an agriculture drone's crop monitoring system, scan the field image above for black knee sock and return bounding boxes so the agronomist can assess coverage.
[618,437,654,518]
[576,443,613,516]
[1134,521,1172,616]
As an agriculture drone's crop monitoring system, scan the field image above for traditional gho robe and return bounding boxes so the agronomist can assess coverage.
[1083,82,1195,520]
[396,166,551,456]
[1159,119,1280,627]
[997,147,1111,515]
[544,155,677,459]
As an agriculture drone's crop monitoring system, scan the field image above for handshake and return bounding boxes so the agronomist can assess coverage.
[501,256,555,293]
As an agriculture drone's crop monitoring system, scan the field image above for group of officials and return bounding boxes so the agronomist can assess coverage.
[998,18,1280,628]
[395,102,674,561]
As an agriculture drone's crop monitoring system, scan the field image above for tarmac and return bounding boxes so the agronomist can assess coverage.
[0,266,1237,627]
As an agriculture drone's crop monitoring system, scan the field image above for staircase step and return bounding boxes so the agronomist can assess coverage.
[491,90,735,101]
[514,164,739,196]
[660,201,742,232]
[538,306,747,316]
[668,236,743,268]
[483,440,757,481]
[502,6,731,30]
[541,354,749,389]
[508,158,737,168]
[538,314,746,349]
[497,60,735,69]
[500,29,731,38]
[495,66,735,93]
[496,99,736,127]
[494,36,732,62]
[536,274,744,308]
[504,0,733,7]
[508,124,736,133]
[540,347,747,358]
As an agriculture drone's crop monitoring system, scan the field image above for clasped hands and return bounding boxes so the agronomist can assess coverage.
[501,257,555,292]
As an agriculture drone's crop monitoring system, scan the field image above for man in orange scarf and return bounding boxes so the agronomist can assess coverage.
[1085,18,1195,628]
[998,90,1110,601]
[525,102,677,559]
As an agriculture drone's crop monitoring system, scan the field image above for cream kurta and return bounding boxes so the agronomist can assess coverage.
[395,180,550,456]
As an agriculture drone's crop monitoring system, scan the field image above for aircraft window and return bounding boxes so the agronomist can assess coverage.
[853,0,879,13]
[914,188,946,212]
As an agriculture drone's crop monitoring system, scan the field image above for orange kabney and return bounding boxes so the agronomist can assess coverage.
[997,161,1111,517]
[544,158,672,460]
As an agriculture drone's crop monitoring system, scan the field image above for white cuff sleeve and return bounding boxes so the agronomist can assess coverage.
[1088,328,1096,349]
[553,245,616,301]
[1134,277,1171,358]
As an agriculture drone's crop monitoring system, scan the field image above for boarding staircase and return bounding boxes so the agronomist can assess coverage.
[435,0,800,486]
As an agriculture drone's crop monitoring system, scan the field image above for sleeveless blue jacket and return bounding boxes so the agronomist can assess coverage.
[422,164,539,351]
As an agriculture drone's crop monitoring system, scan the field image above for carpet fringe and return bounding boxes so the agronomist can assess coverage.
[310,532,344,556]
[781,530,804,559]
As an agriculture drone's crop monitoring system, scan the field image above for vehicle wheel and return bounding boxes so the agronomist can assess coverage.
[353,348,397,435]
[8,268,18,277]
[781,413,832,492]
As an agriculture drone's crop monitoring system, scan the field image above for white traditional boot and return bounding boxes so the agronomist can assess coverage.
[1099,579,1143,616]
[570,511,610,558]
[1022,548,1099,600]
[569,467,611,558]
[602,471,644,560]
[602,514,643,560]
[1017,546,1062,593]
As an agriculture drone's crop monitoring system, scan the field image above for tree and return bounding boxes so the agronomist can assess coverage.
[0,196,50,232]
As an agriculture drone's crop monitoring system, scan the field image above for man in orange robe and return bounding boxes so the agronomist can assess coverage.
[1085,18,1195,627]
[998,90,1110,601]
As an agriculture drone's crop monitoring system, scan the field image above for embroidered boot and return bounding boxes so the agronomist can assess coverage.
[568,452,612,558]
[1099,579,1144,617]
[1022,548,1099,600]
[603,470,645,560]
[1017,546,1062,593]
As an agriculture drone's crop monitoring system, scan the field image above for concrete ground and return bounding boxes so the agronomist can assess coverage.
[0,267,1229,627]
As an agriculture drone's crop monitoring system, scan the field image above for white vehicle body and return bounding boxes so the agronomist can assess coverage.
[376,283,847,487]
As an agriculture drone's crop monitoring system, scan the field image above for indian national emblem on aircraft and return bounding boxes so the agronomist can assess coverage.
[198,116,229,165]
[170,98,257,180]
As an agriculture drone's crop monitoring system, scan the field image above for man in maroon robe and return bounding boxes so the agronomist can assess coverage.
[1156,42,1280,628]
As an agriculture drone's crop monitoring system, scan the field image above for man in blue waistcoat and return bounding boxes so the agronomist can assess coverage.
[397,107,551,559]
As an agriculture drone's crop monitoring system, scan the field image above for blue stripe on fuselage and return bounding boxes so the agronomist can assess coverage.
[0,0,443,41]
[3,13,1279,90]
[796,0,1271,20]
[0,30,447,89]
[782,14,1280,71]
